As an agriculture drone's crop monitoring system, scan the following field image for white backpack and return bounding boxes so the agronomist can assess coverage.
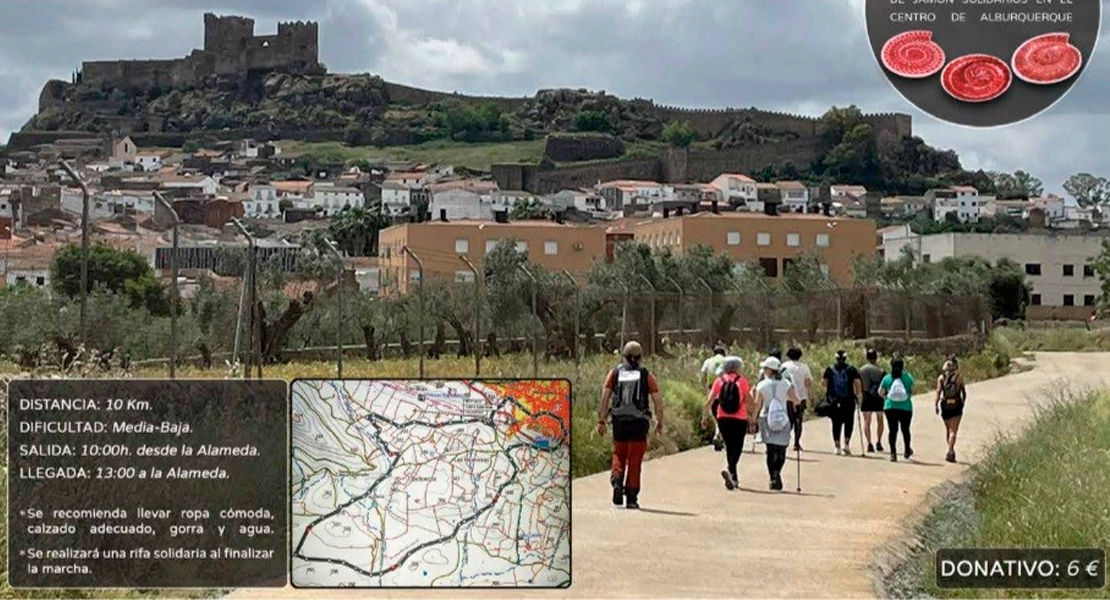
[888,377,909,402]
[765,382,790,433]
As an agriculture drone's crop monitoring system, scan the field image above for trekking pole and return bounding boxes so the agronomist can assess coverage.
[796,445,802,493]
[856,399,865,456]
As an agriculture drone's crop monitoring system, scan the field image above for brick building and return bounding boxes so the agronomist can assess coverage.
[631,212,876,286]
[378,221,606,293]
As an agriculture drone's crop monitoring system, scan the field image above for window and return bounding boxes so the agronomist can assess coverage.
[820,264,830,277]
[1063,264,1075,277]
[786,233,800,247]
[759,257,779,278]
[1085,295,1097,307]
[757,232,771,246]
[922,254,932,264]
[1031,294,1041,306]
[1063,294,1075,307]
[544,241,558,256]
[726,232,741,246]
[1085,265,1096,278]
[816,233,830,247]
[782,258,794,273]
[455,238,469,254]
[455,271,475,283]
[515,241,528,254]
[409,270,421,282]
[1024,263,1041,276]
[35,276,45,286]
[485,239,499,254]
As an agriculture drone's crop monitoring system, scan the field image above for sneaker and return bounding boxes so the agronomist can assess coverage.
[721,469,736,491]
[905,448,914,460]
[611,482,624,506]
[713,438,724,452]
[945,451,956,463]
[793,443,803,452]
[867,443,875,453]
[834,447,843,456]
[625,498,640,510]
[876,442,885,452]
[842,446,852,456]
[890,452,898,462]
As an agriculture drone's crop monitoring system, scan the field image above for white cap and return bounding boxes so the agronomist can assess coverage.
[759,356,782,371]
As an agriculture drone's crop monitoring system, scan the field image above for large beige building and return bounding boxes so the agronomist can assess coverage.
[882,232,1104,320]
[378,221,607,293]
[631,212,877,286]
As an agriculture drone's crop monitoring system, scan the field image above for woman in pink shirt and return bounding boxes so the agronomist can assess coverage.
[702,356,753,490]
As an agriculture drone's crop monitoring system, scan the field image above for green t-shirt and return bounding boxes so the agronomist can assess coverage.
[880,372,915,412]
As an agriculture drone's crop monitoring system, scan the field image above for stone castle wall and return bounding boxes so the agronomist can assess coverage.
[81,13,320,91]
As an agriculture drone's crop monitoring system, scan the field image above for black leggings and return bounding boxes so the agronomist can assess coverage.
[766,444,788,485]
[884,409,912,453]
[831,403,855,444]
[788,401,806,447]
[717,418,748,478]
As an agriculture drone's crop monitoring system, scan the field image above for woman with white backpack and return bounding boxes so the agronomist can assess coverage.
[878,357,915,462]
[752,356,799,491]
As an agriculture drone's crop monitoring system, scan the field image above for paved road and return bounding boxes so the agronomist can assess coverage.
[234,352,1108,599]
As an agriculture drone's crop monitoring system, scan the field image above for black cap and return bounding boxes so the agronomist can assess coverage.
[866,348,878,361]
[770,348,782,359]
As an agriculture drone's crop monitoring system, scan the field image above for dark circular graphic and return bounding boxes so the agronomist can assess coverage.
[866,0,1100,127]
[942,54,1012,102]
[882,30,946,78]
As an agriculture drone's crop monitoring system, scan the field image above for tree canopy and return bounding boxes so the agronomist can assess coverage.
[50,243,168,315]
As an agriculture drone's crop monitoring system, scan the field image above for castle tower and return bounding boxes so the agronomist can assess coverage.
[204,13,255,54]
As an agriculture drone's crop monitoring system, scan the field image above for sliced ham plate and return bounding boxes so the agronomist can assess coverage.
[1012,33,1083,85]
[941,54,1012,103]
[881,30,946,78]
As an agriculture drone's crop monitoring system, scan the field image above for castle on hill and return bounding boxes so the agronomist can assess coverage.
[79,13,323,90]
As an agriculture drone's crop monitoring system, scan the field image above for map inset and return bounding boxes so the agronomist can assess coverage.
[291,380,571,588]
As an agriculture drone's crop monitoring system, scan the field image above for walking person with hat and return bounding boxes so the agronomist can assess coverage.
[752,356,800,491]
[703,356,752,490]
[700,344,729,451]
[597,341,665,509]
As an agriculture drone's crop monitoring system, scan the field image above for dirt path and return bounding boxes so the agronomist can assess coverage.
[233,352,1108,599]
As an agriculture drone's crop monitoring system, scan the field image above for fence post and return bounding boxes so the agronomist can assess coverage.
[638,275,656,355]
[621,284,630,349]
[836,291,843,340]
[153,192,179,378]
[58,161,90,347]
[460,255,482,377]
[326,239,344,379]
[402,246,425,378]
[519,265,539,378]
[664,275,683,345]
[561,270,580,371]
[697,277,713,344]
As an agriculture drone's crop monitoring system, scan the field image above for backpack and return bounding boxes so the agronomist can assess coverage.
[888,377,909,402]
[718,377,742,414]
[610,365,651,421]
[765,382,790,433]
[942,373,962,408]
[830,366,850,398]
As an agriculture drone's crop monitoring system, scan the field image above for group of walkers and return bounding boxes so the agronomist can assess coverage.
[599,341,968,508]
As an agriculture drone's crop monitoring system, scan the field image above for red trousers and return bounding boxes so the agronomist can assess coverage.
[610,440,648,491]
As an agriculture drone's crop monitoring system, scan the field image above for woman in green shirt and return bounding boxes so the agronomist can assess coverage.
[878,358,914,462]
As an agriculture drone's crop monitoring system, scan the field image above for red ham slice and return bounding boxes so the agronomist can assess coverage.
[941,54,1012,103]
[881,30,946,78]
[1012,33,1083,85]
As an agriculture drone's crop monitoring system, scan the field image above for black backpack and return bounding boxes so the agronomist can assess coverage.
[718,377,742,414]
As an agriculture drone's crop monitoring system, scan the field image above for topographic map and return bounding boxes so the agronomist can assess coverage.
[291,380,571,588]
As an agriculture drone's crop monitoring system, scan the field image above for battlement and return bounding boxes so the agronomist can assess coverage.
[81,13,321,91]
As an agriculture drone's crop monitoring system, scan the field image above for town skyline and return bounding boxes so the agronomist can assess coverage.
[1,0,1108,196]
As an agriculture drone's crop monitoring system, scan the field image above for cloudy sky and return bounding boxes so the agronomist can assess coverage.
[1,0,1107,195]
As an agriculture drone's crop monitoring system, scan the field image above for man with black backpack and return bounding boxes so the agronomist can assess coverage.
[703,356,752,490]
[822,350,862,456]
[597,341,665,509]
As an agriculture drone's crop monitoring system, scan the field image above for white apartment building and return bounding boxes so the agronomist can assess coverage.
[136,153,163,172]
[709,174,758,210]
[596,180,667,210]
[429,189,495,221]
[882,232,1103,320]
[313,185,365,216]
[776,181,809,213]
[930,186,981,223]
[244,184,281,219]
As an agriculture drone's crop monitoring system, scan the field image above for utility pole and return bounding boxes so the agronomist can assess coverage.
[402,246,425,378]
[58,161,90,346]
[561,270,580,370]
[154,192,179,378]
[232,219,257,379]
[697,277,713,344]
[638,274,657,355]
[663,274,683,344]
[459,255,482,377]
[326,239,344,378]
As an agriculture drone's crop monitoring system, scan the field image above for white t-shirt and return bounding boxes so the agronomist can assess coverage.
[701,355,726,377]
[781,360,812,400]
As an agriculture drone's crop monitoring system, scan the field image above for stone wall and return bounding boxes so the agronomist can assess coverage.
[543,134,625,163]
[494,159,662,195]
[382,81,529,111]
